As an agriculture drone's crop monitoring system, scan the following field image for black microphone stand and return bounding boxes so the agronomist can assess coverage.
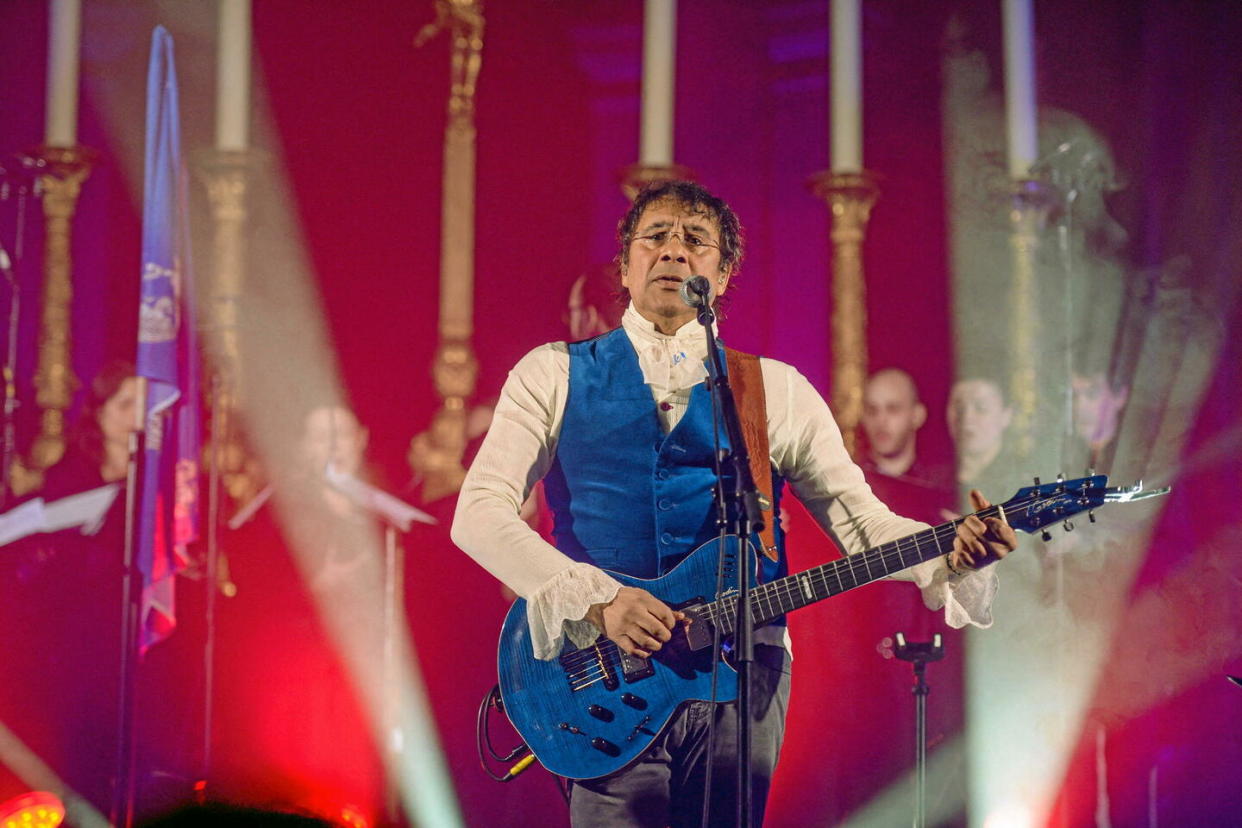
[690,291,768,828]
[893,631,945,828]
[0,157,40,510]
[113,381,150,828]
[0,243,20,512]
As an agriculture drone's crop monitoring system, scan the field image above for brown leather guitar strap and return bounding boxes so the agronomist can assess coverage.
[723,346,778,562]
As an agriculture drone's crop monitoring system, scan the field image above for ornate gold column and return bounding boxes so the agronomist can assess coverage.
[27,145,96,477]
[1008,178,1051,458]
[196,149,261,508]
[408,0,485,502]
[618,162,695,201]
[808,169,879,458]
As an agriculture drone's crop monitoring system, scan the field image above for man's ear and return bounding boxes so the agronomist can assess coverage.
[913,402,927,430]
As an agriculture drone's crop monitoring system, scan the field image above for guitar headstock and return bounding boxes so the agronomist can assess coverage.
[1001,475,1110,537]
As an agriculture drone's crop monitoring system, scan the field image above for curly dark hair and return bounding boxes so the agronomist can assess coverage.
[614,180,745,306]
[71,359,137,467]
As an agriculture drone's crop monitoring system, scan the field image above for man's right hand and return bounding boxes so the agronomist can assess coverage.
[584,586,687,658]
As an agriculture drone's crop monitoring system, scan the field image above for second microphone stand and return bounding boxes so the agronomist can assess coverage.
[893,631,945,828]
[691,291,769,828]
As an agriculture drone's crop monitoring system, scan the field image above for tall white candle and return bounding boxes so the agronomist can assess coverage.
[45,0,82,147]
[830,0,862,172]
[640,0,676,166]
[216,0,252,150]
[1003,0,1038,178]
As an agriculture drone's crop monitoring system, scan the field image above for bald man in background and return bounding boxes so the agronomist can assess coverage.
[859,368,955,524]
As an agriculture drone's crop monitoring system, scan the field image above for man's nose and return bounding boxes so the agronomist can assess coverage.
[659,235,690,261]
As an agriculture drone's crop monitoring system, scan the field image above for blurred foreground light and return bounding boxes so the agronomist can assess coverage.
[339,803,369,828]
[983,803,1034,828]
[0,791,65,828]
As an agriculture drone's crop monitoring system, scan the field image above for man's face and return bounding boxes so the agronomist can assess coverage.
[1072,372,1128,446]
[861,371,926,459]
[947,380,1012,458]
[300,405,368,478]
[621,200,729,331]
[566,274,607,340]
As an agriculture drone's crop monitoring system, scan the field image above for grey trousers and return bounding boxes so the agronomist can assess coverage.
[569,645,791,828]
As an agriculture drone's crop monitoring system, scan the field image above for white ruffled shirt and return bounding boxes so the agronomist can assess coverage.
[452,305,998,660]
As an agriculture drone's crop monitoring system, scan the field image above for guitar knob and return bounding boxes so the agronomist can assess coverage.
[588,704,614,722]
[590,737,621,757]
[621,693,647,710]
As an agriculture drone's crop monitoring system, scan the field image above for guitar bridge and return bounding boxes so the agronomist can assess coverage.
[560,642,620,692]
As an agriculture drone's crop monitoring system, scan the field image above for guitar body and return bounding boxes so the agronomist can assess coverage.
[497,535,750,780]
[496,474,1122,781]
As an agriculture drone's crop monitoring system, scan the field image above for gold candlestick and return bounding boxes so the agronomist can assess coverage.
[196,148,262,507]
[409,0,485,502]
[28,145,96,474]
[618,162,695,200]
[1007,177,1053,459]
[808,169,880,458]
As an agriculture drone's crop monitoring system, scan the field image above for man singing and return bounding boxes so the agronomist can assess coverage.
[453,180,1015,826]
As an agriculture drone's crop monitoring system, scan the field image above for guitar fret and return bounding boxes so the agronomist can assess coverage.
[831,560,846,594]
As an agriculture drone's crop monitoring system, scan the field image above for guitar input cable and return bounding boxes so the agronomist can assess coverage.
[477,684,534,782]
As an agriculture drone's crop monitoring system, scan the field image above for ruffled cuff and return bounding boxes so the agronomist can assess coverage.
[907,557,999,629]
[525,562,624,661]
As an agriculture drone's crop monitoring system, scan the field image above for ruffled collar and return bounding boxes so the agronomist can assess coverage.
[620,304,715,394]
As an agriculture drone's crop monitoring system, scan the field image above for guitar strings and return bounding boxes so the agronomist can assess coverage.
[692,500,1035,633]
[556,494,1070,677]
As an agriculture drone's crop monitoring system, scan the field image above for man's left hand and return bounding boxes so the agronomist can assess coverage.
[949,489,1017,572]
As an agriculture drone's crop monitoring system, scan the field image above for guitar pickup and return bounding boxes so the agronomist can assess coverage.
[619,650,655,682]
[682,607,715,651]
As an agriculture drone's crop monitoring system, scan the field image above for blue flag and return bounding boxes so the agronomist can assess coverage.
[136,26,200,651]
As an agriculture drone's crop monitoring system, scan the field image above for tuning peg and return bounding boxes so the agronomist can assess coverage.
[1057,473,1065,483]
[1041,529,1053,542]
[1063,519,1074,532]
[1086,467,1096,477]
[1088,510,1097,523]
[1033,476,1042,486]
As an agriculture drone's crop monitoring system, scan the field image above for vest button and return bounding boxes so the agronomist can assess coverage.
[659,401,673,411]
[658,498,672,510]
[660,532,674,544]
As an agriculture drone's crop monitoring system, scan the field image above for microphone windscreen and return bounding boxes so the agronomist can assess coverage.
[679,275,711,308]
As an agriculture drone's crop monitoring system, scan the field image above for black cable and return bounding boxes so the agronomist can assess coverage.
[476,684,530,782]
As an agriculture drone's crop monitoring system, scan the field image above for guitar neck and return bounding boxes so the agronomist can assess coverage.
[705,508,1000,634]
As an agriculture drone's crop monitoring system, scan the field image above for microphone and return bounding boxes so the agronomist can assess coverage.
[678,275,712,308]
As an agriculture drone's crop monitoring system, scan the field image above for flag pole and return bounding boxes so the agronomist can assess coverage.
[112,375,147,828]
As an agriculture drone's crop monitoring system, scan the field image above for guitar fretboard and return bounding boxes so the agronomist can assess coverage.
[696,505,1010,635]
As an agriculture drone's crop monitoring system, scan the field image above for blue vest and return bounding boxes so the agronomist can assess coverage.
[544,328,786,585]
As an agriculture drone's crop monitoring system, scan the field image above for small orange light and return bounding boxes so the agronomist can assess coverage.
[0,793,64,828]
[338,803,369,828]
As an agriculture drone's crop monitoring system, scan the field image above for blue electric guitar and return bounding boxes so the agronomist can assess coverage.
[497,475,1159,780]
